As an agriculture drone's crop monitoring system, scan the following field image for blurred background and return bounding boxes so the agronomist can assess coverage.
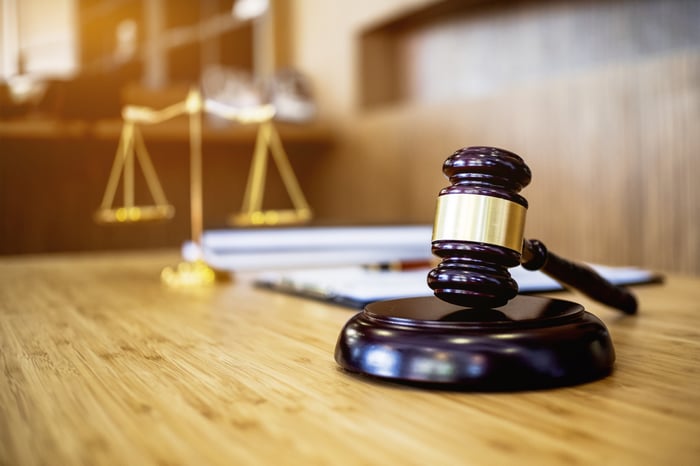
[1,0,698,275]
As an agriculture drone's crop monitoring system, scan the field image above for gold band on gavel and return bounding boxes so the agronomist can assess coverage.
[432,193,527,253]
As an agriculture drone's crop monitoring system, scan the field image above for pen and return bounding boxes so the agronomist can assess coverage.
[363,259,434,271]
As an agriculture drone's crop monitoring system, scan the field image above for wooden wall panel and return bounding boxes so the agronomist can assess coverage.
[0,128,328,255]
[306,51,699,274]
[294,0,699,275]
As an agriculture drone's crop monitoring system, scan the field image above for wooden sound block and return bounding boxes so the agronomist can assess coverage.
[335,295,615,391]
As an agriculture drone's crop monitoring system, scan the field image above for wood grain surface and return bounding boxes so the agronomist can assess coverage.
[1,251,699,465]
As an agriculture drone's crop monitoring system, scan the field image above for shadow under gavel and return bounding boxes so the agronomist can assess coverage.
[427,146,637,314]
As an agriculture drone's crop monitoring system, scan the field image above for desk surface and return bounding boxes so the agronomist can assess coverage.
[1,251,698,465]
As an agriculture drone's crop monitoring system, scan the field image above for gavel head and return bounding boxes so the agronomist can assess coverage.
[427,146,532,308]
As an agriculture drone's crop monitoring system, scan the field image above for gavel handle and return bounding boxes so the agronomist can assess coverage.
[521,239,638,315]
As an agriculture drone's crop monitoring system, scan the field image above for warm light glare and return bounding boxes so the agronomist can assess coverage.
[1,0,77,78]
[232,0,269,20]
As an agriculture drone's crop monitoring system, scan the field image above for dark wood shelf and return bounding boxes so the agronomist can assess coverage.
[0,117,333,147]
[0,115,333,255]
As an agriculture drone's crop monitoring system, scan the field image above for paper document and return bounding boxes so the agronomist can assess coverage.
[255,264,661,309]
[183,225,433,270]
[183,225,661,309]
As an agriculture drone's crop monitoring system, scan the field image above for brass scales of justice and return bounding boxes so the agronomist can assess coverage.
[94,88,312,285]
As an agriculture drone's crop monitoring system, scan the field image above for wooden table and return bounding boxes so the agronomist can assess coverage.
[1,251,699,465]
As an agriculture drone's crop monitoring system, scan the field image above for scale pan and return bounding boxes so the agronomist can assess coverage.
[94,205,175,224]
[229,208,312,227]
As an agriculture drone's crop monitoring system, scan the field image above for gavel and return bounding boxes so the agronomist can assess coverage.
[335,145,627,390]
[427,146,637,314]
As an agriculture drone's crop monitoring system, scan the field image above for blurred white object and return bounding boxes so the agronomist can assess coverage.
[114,19,138,65]
[202,65,263,108]
[182,225,433,271]
[202,65,317,123]
[201,65,266,126]
[269,68,316,122]
[232,0,269,20]
[6,74,46,105]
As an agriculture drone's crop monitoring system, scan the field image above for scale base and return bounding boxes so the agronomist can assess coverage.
[335,295,614,391]
[160,260,219,287]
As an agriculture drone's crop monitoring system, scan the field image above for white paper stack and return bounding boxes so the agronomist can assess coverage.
[182,225,434,271]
